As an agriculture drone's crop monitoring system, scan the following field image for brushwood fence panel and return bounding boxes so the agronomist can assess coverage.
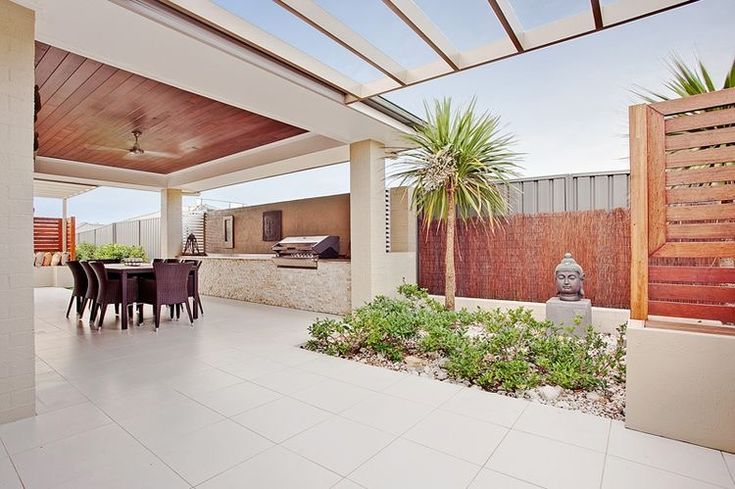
[418,209,631,308]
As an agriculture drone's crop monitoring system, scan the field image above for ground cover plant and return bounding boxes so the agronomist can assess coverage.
[306,284,626,419]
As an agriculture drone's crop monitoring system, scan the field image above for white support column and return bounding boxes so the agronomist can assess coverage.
[61,197,68,252]
[160,188,183,259]
[350,140,419,308]
[0,0,36,423]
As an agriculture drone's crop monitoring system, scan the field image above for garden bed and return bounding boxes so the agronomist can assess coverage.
[305,284,626,420]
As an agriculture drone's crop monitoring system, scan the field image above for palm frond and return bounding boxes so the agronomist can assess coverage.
[389,97,521,227]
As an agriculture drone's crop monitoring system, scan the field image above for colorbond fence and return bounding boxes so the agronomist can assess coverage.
[630,88,735,330]
[33,217,75,259]
[418,209,631,308]
[77,217,161,260]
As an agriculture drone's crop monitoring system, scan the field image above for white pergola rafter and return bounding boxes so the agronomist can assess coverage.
[158,0,700,102]
[381,0,461,71]
[275,0,409,85]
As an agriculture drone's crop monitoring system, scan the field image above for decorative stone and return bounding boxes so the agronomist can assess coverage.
[404,355,426,369]
[586,392,603,402]
[546,297,592,336]
[538,385,562,401]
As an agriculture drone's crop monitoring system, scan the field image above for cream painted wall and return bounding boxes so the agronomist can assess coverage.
[0,0,36,423]
[626,320,735,453]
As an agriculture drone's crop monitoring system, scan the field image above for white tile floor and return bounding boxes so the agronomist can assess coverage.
[0,287,732,489]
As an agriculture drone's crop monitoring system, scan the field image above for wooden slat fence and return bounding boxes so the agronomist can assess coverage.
[33,216,75,260]
[629,87,735,330]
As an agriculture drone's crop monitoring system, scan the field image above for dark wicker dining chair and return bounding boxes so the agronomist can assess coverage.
[79,261,98,322]
[181,259,203,315]
[90,261,139,329]
[65,260,87,318]
[138,262,194,330]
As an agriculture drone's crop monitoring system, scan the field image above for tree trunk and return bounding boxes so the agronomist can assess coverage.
[444,188,456,311]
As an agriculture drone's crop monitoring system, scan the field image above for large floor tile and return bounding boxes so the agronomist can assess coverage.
[11,424,153,489]
[283,416,393,476]
[91,384,191,421]
[187,381,283,417]
[292,378,375,413]
[513,402,611,451]
[441,388,528,427]
[251,367,326,395]
[116,397,224,452]
[350,438,479,489]
[0,456,22,489]
[381,375,462,407]
[341,392,433,435]
[53,454,189,489]
[34,376,89,414]
[0,402,111,455]
[165,366,244,396]
[215,357,287,380]
[331,479,366,489]
[725,453,735,484]
[486,430,605,489]
[468,469,543,489]
[157,419,272,485]
[404,409,508,465]
[607,422,733,488]
[233,396,332,443]
[198,446,340,489]
[602,456,726,489]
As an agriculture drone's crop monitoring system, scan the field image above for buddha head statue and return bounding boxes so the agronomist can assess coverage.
[554,252,584,301]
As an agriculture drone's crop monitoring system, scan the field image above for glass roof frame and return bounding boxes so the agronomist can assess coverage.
[165,0,700,103]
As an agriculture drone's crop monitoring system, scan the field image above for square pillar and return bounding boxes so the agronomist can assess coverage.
[160,188,183,259]
[0,0,36,423]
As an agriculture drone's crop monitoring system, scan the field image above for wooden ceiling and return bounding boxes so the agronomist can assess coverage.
[34,42,306,174]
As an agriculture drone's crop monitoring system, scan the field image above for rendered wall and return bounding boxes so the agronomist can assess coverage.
[206,194,351,256]
[0,0,36,423]
[626,320,735,452]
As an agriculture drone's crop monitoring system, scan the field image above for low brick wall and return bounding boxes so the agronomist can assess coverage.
[197,255,350,316]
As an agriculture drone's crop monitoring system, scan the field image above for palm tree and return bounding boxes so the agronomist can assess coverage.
[634,55,734,101]
[392,98,520,310]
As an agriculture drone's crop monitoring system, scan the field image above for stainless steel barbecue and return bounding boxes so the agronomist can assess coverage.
[271,235,340,269]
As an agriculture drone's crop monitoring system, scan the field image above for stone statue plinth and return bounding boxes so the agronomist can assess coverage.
[546,297,592,337]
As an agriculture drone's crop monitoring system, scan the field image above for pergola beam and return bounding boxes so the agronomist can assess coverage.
[487,0,524,52]
[591,0,604,29]
[275,0,408,85]
[382,0,460,71]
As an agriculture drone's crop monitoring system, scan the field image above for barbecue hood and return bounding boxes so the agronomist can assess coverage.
[271,235,340,268]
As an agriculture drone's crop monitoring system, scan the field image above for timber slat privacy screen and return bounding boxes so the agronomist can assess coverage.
[33,217,76,259]
[629,87,735,328]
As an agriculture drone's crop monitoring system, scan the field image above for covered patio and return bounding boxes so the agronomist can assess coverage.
[0,287,728,489]
[1,0,734,487]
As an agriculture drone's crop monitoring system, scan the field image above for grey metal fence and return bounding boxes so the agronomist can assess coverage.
[503,170,630,214]
[76,217,162,259]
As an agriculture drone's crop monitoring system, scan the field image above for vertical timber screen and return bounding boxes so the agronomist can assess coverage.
[629,88,735,330]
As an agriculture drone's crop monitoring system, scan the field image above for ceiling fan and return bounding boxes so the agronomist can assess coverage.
[85,130,176,158]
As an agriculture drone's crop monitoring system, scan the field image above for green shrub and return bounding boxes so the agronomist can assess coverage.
[306,284,625,393]
[75,242,97,261]
[74,242,147,261]
[95,243,147,261]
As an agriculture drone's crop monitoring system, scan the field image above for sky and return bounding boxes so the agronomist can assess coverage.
[33,0,734,224]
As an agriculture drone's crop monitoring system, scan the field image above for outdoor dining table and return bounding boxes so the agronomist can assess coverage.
[104,263,153,330]
[104,262,200,329]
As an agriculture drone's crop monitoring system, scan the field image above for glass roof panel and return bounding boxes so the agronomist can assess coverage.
[414,0,508,52]
[314,0,440,70]
[507,0,591,30]
[212,0,385,84]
